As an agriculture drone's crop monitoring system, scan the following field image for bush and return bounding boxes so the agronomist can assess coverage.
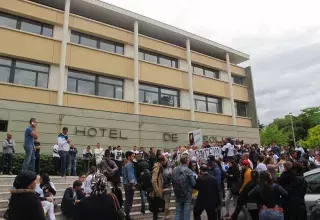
[1,153,95,176]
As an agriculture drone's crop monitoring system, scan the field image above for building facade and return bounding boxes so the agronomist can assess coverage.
[0,0,260,153]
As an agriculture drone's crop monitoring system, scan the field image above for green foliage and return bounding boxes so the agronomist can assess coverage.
[260,124,289,146]
[262,106,320,146]
[301,125,320,149]
[2,153,88,175]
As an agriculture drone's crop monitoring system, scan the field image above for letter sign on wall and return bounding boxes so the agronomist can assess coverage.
[163,133,179,142]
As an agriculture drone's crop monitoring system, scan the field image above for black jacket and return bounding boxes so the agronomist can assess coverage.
[74,194,118,220]
[7,189,46,220]
[226,166,240,188]
[61,187,85,218]
[194,173,221,209]
[135,159,150,183]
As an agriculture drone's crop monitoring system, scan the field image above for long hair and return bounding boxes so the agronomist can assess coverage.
[259,171,273,200]
[40,173,50,185]
[188,160,199,175]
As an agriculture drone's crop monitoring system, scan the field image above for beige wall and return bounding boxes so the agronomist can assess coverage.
[0,0,64,25]
[236,117,252,127]
[0,84,57,105]
[66,44,134,79]
[69,15,133,45]
[139,35,186,59]
[0,28,61,64]
[140,104,190,120]
[139,61,188,89]
[63,93,134,114]
[195,111,233,125]
[193,75,230,98]
[233,85,249,102]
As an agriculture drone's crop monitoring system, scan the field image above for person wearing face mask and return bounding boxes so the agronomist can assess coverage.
[7,171,46,220]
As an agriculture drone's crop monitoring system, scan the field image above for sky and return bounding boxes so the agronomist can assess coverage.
[103,0,320,125]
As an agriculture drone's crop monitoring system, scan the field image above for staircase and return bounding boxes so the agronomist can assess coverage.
[0,175,176,220]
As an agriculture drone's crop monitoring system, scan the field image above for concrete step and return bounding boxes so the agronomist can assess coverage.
[0,176,78,185]
[0,183,71,193]
[0,189,66,200]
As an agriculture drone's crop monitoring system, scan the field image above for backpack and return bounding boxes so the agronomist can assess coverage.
[140,168,153,192]
[173,167,188,198]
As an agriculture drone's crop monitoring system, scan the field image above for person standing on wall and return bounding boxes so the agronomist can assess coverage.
[22,118,38,172]
[34,137,42,174]
[1,133,15,175]
[57,127,71,177]
[94,143,104,171]
[82,146,93,174]
[113,145,125,176]
[69,144,78,176]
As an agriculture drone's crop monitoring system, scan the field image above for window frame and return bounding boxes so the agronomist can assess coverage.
[0,12,53,37]
[192,63,220,79]
[139,83,180,107]
[0,120,8,132]
[194,94,222,113]
[70,31,124,55]
[0,56,49,88]
[138,49,178,68]
[234,101,248,117]
[232,74,245,85]
[67,69,124,99]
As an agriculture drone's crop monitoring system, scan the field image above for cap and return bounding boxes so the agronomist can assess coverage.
[242,159,250,166]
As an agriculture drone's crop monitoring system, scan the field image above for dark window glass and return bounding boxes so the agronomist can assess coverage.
[235,101,248,117]
[20,20,42,35]
[192,64,219,79]
[68,70,123,99]
[0,120,8,132]
[71,31,124,55]
[80,36,98,48]
[0,66,11,83]
[71,32,80,44]
[139,49,178,68]
[139,84,180,107]
[0,56,49,88]
[0,13,17,28]
[232,75,245,85]
[194,94,222,113]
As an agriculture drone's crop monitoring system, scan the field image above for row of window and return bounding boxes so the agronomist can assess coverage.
[0,56,248,116]
[0,11,247,85]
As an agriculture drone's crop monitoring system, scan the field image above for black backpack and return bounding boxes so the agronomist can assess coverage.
[140,168,153,192]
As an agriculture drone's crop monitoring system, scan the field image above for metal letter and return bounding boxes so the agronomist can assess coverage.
[109,129,119,138]
[75,127,86,136]
[87,128,97,137]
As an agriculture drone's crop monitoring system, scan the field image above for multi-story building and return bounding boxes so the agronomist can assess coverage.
[0,0,260,153]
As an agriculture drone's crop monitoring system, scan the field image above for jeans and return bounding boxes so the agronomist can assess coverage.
[140,190,146,213]
[42,200,55,220]
[124,185,135,217]
[1,153,13,174]
[175,198,192,220]
[69,156,77,176]
[53,157,60,175]
[83,159,90,174]
[225,189,237,214]
[260,209,284,220]
[59,151,70,176]
[22,146,35,171]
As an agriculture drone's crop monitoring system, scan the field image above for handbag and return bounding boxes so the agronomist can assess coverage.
[110,193,126,220]
[148,195,165,213]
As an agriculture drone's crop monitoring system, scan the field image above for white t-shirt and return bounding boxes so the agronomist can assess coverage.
[132,150,139,154]
[84,174,93,194]
[113,150,124,161]
[256,162,267,172]
[226,143,235,157]
[273,155,279,164]
[295,147,305,154]
[53,144,59,158]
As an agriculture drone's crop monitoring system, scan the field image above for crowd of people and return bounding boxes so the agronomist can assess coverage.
[2,117,320,220]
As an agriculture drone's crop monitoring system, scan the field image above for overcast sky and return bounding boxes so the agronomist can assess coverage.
[104,0,320,124]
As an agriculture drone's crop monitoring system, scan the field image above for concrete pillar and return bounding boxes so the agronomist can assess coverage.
[245,66,258,128]
[57,0,71,106]
[226,53,236,125]
[133,21,139,115]
[186,39,195,121]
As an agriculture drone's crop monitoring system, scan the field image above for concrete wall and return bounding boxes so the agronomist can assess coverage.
[0,99,260,154]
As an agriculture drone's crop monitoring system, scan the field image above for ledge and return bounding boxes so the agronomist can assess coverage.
[64,91,134,104]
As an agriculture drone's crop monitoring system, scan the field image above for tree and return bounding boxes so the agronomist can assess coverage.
[258,120,265,132]
[260,124,289,147]
[301,125,320,149]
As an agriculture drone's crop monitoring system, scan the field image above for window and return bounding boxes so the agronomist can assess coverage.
[232,75,245,85]
[0,120,8,132]
[305,173,320,194]
[194,94,222,113]
[235,101,248,117]
[139,84,179,107]
[70,31,124,55]
[0,56,49,88]
[139,49,178,68]
[0,12,53,37]
[192,64,219,79]
[67,70,123,99]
